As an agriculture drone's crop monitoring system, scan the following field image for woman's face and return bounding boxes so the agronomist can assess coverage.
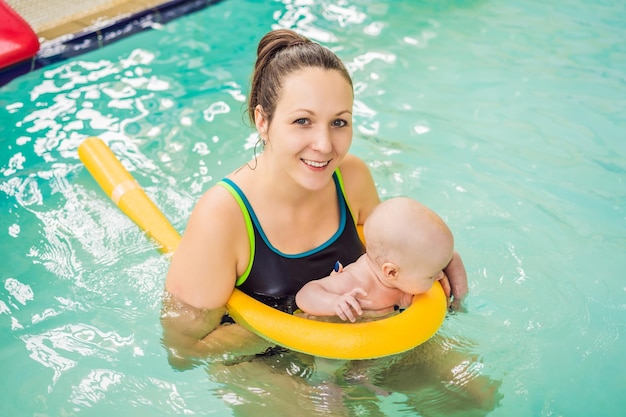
[256,67,354,191]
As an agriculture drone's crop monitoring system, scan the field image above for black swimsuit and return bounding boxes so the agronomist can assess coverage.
[218,170,364,313]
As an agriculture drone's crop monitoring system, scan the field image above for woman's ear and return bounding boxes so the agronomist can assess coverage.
[254,105,268,137]
[382,262,399,281]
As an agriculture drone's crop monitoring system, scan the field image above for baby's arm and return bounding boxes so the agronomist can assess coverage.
[296,273,369,322]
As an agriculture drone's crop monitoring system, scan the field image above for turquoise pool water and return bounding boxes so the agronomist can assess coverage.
[1,0,625,416]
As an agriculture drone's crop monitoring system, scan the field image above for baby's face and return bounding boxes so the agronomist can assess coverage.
[395,269,444,295]
[394,250,452,295]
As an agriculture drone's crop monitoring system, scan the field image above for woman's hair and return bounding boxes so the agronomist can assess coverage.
[248,29,353,126]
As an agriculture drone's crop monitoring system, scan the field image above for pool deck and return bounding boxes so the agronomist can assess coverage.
[6,0,173,42]
[1,0,222,86]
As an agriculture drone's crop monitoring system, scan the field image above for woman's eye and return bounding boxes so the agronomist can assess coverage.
[294,118,310,125]
[332,119,348,127]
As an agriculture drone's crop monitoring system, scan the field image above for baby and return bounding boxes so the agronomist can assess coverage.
[296,197,461,322]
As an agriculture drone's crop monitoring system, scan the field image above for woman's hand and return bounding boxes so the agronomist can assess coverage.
[442,250,468,311]
[160,292,226,369]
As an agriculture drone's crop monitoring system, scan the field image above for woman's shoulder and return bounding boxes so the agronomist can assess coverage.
[339,154,378,192]
[185,181,248,242]
[194,181,241,218]
[171,181,249,291]
[339,154,380,224]
[339,153,368,173]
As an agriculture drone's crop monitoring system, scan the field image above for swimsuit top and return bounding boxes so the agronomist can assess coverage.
[218,170,364,313]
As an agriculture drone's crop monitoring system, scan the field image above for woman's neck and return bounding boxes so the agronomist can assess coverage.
[232,155,340,252]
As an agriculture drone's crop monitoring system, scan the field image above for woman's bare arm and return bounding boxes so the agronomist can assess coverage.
[161,185,249,365]
[160,293,226,369]
[165,186,243,308]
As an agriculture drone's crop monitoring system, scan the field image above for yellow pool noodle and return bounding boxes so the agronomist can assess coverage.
[77,136,446,360]
[78,137,181,254]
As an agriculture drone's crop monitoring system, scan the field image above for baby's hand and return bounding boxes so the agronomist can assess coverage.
[334,288,367,322]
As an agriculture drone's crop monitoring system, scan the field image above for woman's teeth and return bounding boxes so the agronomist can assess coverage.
[302,159,329,168]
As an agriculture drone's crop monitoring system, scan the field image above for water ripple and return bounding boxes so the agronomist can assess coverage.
[4,277,34,306]
[21,323,134,385]
[203,101,231,122]
[69,368,124,408]
[322,3,366,27]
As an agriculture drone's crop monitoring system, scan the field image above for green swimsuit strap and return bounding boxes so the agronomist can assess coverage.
[333,168,358,227]
[217,179,254,286]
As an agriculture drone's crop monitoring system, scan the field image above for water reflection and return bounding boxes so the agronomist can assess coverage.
[70,369,123,407]
[322,3,366,27]
[205,334,502,416]
[275,3,338,43]
[4,277,34,306]
[203,101,231,122]
[21,323,134,385]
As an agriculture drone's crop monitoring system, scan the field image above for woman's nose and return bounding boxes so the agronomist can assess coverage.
[311,127,333,153]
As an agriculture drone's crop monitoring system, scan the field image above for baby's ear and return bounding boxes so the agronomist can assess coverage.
[382,262,399,280]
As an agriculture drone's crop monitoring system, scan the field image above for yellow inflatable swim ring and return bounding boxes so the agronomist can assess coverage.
[78,137,447,360]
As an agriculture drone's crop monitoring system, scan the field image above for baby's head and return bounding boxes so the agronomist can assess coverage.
[363,197,454,294]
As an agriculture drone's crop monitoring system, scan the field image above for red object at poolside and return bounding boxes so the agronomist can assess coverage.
[0,0,39,69]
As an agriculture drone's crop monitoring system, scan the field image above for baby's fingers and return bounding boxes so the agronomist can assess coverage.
[336,307,353,322]
[336,298,362,322]
[335,303,354,322]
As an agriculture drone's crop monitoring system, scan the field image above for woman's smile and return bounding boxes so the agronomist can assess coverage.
[301,158,331,169]
[255,67,353,189]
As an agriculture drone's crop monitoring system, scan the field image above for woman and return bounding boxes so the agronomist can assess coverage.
[161,29,468,366]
